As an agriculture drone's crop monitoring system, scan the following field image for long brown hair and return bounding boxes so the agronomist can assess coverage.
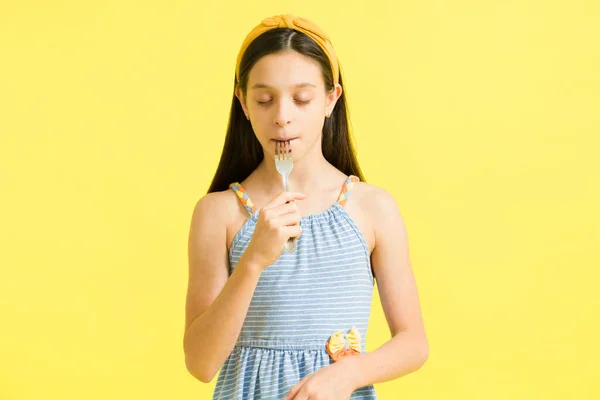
[207,28,365,193]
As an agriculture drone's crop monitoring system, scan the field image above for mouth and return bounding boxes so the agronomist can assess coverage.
[271,138,298,142]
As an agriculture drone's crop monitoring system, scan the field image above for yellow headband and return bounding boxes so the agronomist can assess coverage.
[235,14,339,85]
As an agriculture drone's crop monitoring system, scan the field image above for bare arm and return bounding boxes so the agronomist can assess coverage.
[183,193,262,383]
[347,187,429,385]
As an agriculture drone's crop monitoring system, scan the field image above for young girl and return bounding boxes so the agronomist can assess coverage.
[184,14,429,400]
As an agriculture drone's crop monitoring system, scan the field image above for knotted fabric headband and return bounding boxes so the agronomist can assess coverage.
[235,14,339,85]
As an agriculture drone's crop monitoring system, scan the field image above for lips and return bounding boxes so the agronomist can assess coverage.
[272,137,297,142]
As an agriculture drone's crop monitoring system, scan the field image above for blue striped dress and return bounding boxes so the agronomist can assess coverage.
[214,175,378,399]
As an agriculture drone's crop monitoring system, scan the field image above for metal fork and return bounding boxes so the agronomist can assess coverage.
[274,140,296,253]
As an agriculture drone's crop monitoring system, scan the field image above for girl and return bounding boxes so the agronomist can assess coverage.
[184,14,429,400]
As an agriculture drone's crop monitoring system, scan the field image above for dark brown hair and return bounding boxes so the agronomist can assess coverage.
[207,28,365,193]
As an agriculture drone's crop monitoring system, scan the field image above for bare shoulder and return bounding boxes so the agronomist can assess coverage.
[345,181,406,253]
[187,189,239,271]
[185,189,242,331]
[188,193,225,270]
[353,181,403,218]
[191,190,238,221]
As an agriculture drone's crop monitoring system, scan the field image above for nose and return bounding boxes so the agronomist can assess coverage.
[273,99,292,127]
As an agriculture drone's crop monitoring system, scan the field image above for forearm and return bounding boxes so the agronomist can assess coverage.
[344,329,429,389]
[184,256,262,382]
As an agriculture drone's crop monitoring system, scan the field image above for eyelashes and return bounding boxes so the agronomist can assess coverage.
[256,99,312,107]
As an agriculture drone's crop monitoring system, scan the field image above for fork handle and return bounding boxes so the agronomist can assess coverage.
[283,174,289,192]
[282,175,297,253]
[284,237,296,253]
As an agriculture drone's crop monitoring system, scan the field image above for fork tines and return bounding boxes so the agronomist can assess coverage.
[275,140,292,160]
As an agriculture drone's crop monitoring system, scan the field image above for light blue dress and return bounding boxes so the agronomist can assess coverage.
[213,176,378,399]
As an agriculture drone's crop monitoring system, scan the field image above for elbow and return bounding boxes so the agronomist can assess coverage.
[416,334,429,369]
[185,352,218,383]
[189,368,216,384]
[399,328,429,371]
[420,342,429,366]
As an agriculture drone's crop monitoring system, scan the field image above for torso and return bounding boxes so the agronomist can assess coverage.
[212,173,380,400]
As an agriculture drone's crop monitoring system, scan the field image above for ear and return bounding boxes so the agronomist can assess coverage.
[235,87,250,119]
[325,84,343,117]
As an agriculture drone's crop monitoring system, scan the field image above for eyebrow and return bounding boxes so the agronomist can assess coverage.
[251,83,317,90]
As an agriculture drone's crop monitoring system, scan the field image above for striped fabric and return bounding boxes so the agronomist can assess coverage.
[215,175,377,399]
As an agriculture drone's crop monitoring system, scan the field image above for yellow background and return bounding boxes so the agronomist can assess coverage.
[1,0,598,399]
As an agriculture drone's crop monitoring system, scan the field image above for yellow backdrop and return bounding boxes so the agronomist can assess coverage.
[1,0,598,399]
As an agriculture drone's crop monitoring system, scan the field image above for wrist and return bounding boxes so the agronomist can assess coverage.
[238,254,265,277]
[336,355,366,390]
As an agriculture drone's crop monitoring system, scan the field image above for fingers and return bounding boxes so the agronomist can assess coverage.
[281,225,302,239]
[284,377,309,400]
[271,208,301,225]
[263,192,306,210]
[261,201,299,220]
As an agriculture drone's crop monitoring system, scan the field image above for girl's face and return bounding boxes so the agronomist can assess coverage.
[236,51,341,162]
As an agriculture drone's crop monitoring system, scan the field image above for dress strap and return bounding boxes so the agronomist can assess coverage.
[337,175,360,208]
[229,182,257,217]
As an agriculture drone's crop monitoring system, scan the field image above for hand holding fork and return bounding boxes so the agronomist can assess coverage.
[274,140,297,253]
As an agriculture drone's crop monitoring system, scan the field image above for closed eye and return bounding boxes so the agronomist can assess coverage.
[256,99,312,107]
